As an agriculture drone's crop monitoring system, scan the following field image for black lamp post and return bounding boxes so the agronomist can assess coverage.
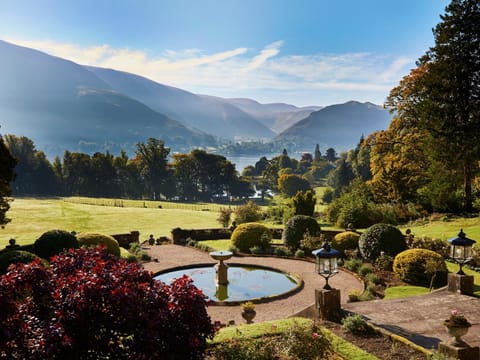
[448,229,476,275]
[312,240,340,290]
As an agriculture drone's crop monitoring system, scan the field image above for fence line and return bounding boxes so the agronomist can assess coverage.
[63,196,236,212]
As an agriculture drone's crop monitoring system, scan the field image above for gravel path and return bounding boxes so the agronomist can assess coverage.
[143,244,363,326]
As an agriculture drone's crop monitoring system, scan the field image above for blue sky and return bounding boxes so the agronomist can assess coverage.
[0,0,450,106]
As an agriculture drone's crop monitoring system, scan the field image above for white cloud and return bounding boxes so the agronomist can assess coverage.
[4,37,415,106]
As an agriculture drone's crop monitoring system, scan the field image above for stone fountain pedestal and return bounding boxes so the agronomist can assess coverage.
[210,251,233,285]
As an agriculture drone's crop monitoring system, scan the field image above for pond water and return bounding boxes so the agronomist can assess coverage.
[155,265,300,303]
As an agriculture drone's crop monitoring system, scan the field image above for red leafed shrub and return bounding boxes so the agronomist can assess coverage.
[0,247,215,359]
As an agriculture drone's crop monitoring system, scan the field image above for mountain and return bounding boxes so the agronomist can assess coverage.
[0,40,215,157]
[86,68,275,140]
[275,101,392,152]
[224,98,322,133]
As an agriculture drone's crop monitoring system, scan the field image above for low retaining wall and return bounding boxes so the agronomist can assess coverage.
[111,231,140,249]
[170,227,347,245]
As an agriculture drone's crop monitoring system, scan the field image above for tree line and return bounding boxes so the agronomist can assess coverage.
[3,135,254,202]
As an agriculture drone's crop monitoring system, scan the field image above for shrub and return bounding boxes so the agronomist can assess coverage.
[409,235,450,258]
[358,223,407,262]
[375,254,394,271]
[283,215,320,250]
[292,189,316,216]
[282,322,331,360]
[358,263,373,277]
[331,231,360,256]
[393,248,448,288]
[273,246,292,257]
[343,258,363,273]
[341,314,374,335]
[77,232,121,257]
[295,249,305,258]
[234,200,262,224]
[33,229,79,260]
[0,247,215,359]
[0,250,43,274]
[231,223,272,253]
[217,207,233,227]
[300,233,325,252]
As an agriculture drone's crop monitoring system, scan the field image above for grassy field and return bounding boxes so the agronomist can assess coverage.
[399,216,480,241]
[0,197,220,247]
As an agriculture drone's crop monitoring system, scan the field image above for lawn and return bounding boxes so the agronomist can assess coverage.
[0,198,219,247]
[400,216,480,241]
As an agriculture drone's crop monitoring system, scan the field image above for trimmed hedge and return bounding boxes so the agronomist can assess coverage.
[358,223,407,262]
[393,248,448,287]
[34,229,79,260]
[231,223,272,253]
[77,232,121,257]
[283,215,320,250]
[331,231,360,256]
[0,250,43,274]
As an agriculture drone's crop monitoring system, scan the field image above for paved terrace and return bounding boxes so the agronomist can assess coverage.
[144,244,480,352]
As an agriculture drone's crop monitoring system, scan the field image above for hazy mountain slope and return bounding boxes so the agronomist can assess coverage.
[275,101,392,151]
[87,68,275,139]
[224,98,322,133]
[0,40,215,157]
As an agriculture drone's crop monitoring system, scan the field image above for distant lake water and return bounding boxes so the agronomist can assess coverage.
[225,154,274,172]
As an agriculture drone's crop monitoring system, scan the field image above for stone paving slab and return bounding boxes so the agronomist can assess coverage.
[343,289,480,351]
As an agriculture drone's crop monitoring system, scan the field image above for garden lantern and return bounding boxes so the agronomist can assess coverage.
[312,240,340,290]
[448,229,476,275]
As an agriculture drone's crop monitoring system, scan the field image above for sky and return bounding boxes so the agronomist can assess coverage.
[0,0,451,107]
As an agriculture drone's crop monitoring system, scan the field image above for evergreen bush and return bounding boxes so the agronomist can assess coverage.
[358,223,407,262]
[77,232,121,257]
[231,223,272,253]
[283,215,320,250]
[33,229,79,260]
[393,248,447,288]
[331,231,360,256]
[0,250,43,274]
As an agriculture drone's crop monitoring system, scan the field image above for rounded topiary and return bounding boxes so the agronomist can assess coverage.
[0,250,43,274]
[393,249,448,288]
[283,215,320,250]
[331,231,360,256]
[77,232,121,257]
[358,223,407,262]
[34,229,79,260]
[231,223,272,253]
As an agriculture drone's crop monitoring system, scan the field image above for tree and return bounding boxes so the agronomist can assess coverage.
[135,138,171,200]
[325,148,336,162]
[292,189,316,216]
[0,133,17,227]
[387,0,480,211]
[314,144,321,162]
[277,174,311,197]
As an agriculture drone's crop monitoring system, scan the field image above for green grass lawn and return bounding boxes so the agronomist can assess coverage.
[384,286,430,299]
[400,216,480,241]
[0,198,220,247]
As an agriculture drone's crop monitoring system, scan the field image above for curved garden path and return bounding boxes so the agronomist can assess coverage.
[143,244,363,325]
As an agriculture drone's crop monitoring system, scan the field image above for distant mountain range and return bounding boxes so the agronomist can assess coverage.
[0,39,392,158]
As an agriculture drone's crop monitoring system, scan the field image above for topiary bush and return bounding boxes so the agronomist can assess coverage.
[77,232,121,257]
[0,247,215,359]
[358,223,407,262]
[283,215,320,250]
[33,229,79,260]
[0,250,43,274]
[331,231,360,256]
[231,223,272,253]
[393,248,448,288]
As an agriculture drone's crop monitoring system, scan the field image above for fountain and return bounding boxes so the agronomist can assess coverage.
[155,253,302,303]
[209,250,233,285]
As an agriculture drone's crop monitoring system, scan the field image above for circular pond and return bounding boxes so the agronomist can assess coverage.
[155,264,301,303]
